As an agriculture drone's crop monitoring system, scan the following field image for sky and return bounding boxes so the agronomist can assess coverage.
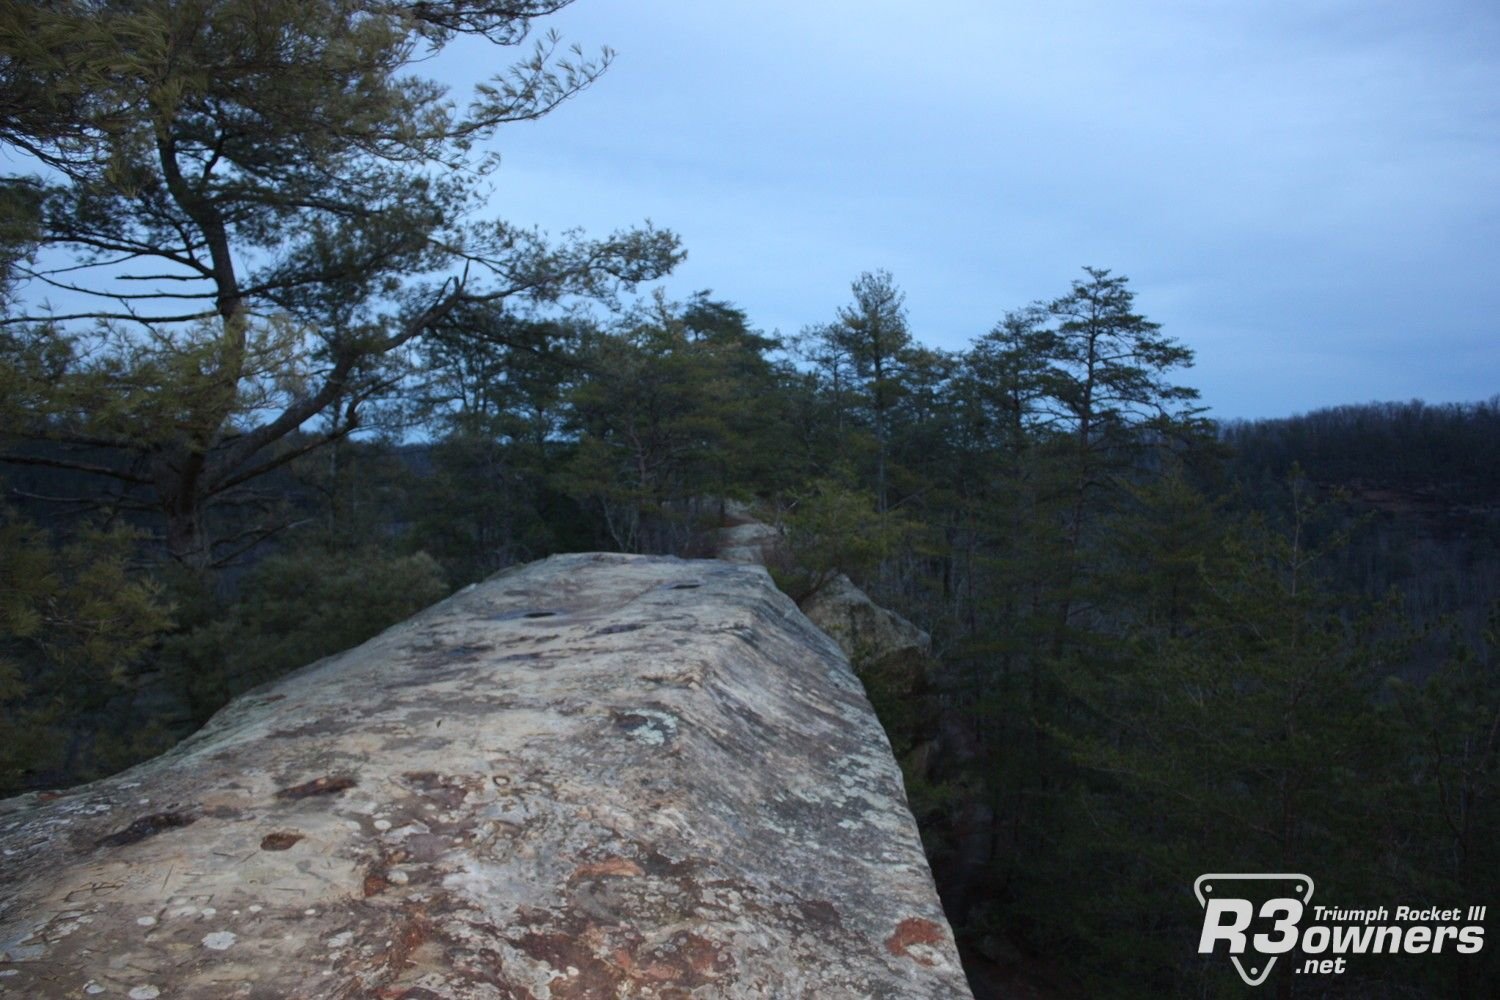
[446,0,1499,420]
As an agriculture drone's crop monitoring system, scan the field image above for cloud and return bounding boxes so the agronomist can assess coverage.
[472,0,1499,416]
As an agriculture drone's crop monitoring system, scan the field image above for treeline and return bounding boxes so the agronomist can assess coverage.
[1223,400,1500,648]
[5,267,1497,997]
[1224,398,1500,504]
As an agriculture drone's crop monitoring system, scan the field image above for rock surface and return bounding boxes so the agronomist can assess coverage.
[799,574,931,670]
[0,553,971,999]
[713,503,783,567]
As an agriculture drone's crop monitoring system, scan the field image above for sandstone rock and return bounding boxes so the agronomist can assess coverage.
[714,502,784,566]
[799,573,931,670]
[0,553,970,999]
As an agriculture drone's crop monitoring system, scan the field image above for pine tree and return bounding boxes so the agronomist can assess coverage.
[561,292,786,554]
[1058,478,1404,996]
[0,504,172,794]
[0,0,679,566]
[820,270,914,512]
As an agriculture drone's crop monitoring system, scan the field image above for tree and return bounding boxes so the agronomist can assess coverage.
[157,544,448,722]
[947,306,1054,638]
[0,503,173,794]
[820,270,913,511]
[947,273,1203,738]
[409,305,587,579]
[1386,607,1500,1000]
[562,291,787,554]
[775,477,911,602]
[965,306,1053,454]
[910,273,1218,973]
[1033,267,1205,651]
[1036,478,1402,997]
[0,0,680,566]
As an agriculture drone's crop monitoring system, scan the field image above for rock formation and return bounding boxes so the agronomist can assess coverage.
[798,573,938,773]
[714,509,938,777]
[713,502,783,567]
[0,553,971,999]
[798,574,931,672]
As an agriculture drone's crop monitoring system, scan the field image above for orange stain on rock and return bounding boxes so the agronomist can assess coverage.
[571,857,645,879]
[884,917,943,966]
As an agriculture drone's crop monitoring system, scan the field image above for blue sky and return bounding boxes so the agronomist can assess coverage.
[456,0,1498,419]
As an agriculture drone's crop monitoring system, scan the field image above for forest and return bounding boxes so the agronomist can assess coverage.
[1,3,1496,998]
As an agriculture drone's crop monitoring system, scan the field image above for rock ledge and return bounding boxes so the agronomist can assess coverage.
[0,553,970,999]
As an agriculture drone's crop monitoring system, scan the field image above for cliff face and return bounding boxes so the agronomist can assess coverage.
[0,553,971,999]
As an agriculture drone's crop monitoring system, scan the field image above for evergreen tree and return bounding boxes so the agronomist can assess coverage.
[562,292,786,554]
[1057,478,1408,997]
[1037,266,1206,651]
[1385,607,1500,999]
[820,270,914,512]
[410,306,586,579]
[0,0,679,566]
[0,504,172,794]
[157,544,448,722]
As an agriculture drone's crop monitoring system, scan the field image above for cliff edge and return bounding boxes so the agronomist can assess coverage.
[0,553,971,999]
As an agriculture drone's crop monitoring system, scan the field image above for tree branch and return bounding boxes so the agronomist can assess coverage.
[0,451,153,485]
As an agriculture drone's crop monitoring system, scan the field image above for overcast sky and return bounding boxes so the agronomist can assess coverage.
[464,0,1498,419]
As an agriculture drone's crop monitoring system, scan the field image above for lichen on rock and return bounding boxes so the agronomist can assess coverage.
[0,553,970,998]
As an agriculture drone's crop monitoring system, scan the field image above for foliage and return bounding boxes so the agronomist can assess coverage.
[1055,486,1400,991]
[0,0,680,566]
[158,545,448,720]
[561,291,789,554]
[1371,612,1500,996]
[1223,399,1500,640]
[798,270,914,512]
[0,505,172,794]
[771,477,911,602]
